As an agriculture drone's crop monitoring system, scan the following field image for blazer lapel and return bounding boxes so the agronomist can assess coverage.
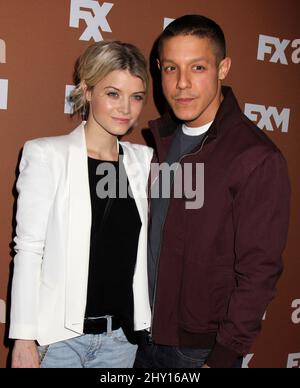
[121,144,147,226]
[65,123,91,332]
[121,142,152,330]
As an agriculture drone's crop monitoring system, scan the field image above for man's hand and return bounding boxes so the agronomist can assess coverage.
[201,363,211,368]
[12,339,40,368]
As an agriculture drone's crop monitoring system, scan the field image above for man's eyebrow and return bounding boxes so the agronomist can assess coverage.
[161,57,209,64]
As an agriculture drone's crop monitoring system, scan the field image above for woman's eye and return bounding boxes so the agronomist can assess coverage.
[107,91,119,98]
[133,95,144,101]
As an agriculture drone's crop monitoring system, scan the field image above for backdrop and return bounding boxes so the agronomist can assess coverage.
[0,0,299,368]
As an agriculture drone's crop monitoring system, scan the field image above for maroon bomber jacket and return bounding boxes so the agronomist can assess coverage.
[148,86,291,368]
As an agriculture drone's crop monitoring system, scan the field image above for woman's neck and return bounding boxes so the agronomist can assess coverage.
[84,121,118,161]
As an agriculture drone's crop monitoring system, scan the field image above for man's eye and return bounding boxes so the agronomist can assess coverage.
[193,65,205,71]
[164,66,176,72]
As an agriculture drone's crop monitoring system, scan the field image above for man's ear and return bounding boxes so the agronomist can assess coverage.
[157,59,161,71]
[218,57,231,81]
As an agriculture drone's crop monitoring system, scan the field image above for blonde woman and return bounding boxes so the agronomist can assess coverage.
[9,41,153,368]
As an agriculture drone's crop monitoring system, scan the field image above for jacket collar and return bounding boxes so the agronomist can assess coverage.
[149,86,242,160]
[65,122,91,331]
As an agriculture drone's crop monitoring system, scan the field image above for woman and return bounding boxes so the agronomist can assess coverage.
[9,41,153,368]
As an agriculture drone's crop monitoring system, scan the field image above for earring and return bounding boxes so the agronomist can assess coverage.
[81,104,87,121]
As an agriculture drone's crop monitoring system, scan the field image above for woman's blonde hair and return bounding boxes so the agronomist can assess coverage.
[70,40,148,118]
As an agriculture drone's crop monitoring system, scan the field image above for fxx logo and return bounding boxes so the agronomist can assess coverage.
[244,103,290,133]
[64,85,75,114]
[0,39,8,110]
[163,17,174,30]
[287,353,300,368]
[0,39,6,63]
[291,299,300,324]
[0,299,5,323]
[257,34,300,65]
[242,354,254,368]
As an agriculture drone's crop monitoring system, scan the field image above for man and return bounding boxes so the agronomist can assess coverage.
[134,15,290,368]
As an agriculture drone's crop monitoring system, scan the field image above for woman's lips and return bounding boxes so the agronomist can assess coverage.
[112,117,130,124]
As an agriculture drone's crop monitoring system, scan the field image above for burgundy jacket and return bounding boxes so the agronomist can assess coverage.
[149,86,290,368]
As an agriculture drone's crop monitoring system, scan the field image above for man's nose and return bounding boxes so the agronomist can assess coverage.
[177,70,191,89]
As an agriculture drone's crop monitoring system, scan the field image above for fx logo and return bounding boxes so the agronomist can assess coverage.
[244,103,290,133]
[287,353,300,368]
[163,17,174,30]
[291,299,300,324]
[257,34,300,65]
[0,39,6,63]
[69,0,114,42]
[64,85,75,114]
[0,299,5,323]
[0,38,8,110]
[0,79,8,109]
[242,354,254,368]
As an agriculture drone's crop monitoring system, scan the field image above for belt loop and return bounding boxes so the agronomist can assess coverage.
[106,315,112,335]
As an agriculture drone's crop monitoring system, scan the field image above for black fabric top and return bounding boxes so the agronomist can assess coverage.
[84,147,141,341]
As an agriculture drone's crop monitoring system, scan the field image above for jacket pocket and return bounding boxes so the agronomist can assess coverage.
[180,259,235,329]
[180,260,211,330]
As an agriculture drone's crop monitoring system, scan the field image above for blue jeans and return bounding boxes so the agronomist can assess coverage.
[38,327,137,368]
[134,341,243,368]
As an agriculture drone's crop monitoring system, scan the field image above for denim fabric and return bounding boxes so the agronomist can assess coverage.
[38,327,137,368]
[134,342,243,368]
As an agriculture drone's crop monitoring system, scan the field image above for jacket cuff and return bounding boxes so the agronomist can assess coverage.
[9,324,38,340]
[206,342,241,368]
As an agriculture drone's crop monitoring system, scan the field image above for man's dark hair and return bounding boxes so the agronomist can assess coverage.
[157,15,226,63]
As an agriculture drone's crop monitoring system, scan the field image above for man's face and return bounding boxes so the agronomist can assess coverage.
[159,35,230,127]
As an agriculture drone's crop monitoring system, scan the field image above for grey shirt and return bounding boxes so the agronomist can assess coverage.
[148,127,207,306]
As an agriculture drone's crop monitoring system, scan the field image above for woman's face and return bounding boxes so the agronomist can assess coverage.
[85,69,146,136]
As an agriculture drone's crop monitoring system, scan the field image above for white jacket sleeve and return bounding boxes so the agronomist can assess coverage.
[9,140,55,339]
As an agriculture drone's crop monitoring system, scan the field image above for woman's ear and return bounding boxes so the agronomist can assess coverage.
[82,81,91,102]
[218,57,231,81]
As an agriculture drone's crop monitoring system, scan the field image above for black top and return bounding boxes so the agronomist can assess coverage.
[85,147,141,341]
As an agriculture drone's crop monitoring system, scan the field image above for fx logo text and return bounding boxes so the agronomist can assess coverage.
[257,34,300,65]
[291,299,300,324]
[287,353,300,368]
[0,39,6,63]
[244,104,290,133]
[69,0,114,41]
[0,79,8,110]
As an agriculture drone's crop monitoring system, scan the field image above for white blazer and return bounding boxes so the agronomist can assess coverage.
[9,123,153,345]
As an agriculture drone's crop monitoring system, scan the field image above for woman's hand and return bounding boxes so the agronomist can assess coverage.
[12,339,40,368]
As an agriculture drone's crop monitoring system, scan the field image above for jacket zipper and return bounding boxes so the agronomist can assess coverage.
[149,134,210,340]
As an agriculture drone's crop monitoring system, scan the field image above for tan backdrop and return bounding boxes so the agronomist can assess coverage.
[0,0,299,368]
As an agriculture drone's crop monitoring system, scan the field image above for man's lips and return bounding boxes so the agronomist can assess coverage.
[174,98,195,105]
